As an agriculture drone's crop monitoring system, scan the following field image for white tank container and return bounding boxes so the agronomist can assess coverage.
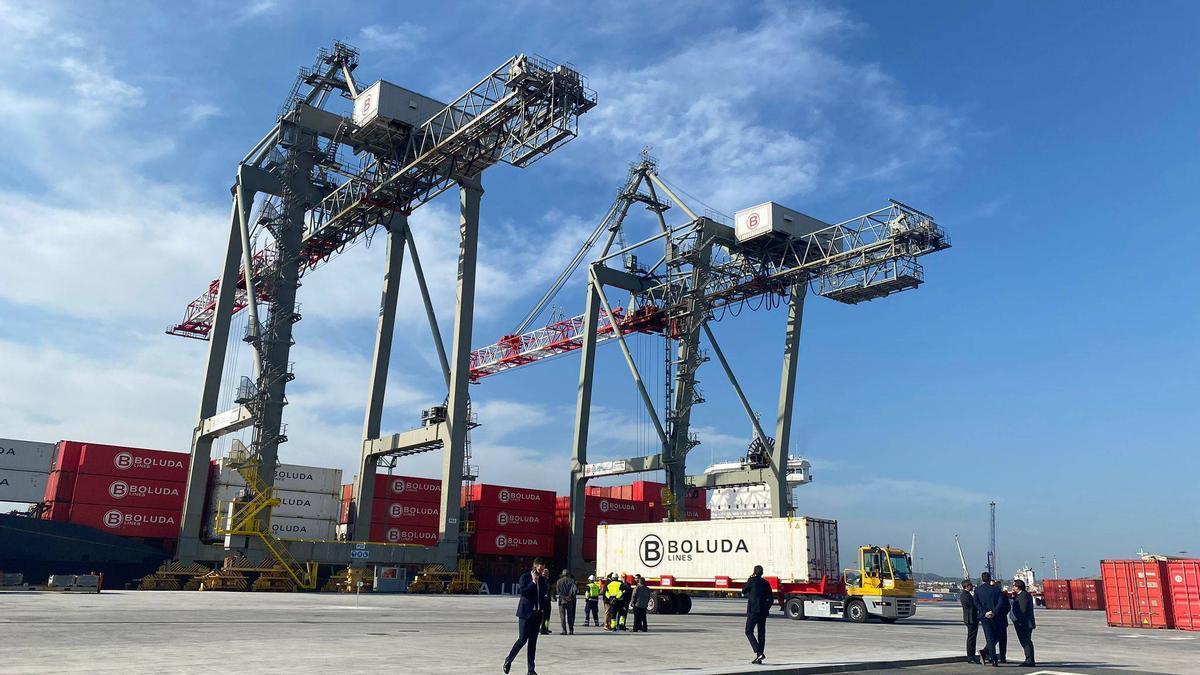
[207,483,340,520]
[0,468,48,503]
[596,516,840,583]
[0,438,55,473]
[734,202,832,244]
[212,459,342,496]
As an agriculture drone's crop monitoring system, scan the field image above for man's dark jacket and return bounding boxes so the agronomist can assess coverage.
[960,589,978,625]
[515,571,549,619]
[742,575,774,616]
[995,589,1011,626]
[1011,590,1036,629]
[973,581,1004,620]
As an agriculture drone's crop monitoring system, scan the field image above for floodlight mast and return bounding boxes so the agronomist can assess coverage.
[174,42,595,571]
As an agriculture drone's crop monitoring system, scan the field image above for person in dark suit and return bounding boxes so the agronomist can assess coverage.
[960,581,980,664]
[539,567,553,635]
[993,578,1010,663]
[1011,579,1037,666]
[972,571,1003,666]
[742,564,773,665]
[504,558,550,675]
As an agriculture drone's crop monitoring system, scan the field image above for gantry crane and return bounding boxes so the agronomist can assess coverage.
[171,42,595,572]
[468,153,950,571]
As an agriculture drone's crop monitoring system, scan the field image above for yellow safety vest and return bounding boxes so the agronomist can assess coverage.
[606,580,623,599]
[586,582,602,599]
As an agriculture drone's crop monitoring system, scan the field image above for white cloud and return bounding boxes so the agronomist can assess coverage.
[185,102,221,124]
[580,4,960,212]
[358,23,428,52]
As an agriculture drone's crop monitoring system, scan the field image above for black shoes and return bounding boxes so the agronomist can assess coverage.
[502,661,511,674]
[966,658,980,664]
[751,653,765,664]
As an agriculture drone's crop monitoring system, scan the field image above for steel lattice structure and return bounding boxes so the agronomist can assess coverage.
[174,42,595,569]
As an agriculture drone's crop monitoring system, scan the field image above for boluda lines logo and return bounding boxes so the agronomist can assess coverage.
[389,478,439,497]
[108,481,130,499]
[108,481,181,500]
[496,511,541,527]
[640,533,748,567]
[387,528,437,543]
[113,451,185,472]
[388,503,437,519]
[599,499,636,514]
[103,509,125,528]
[101,509,176,529]
[498,488,539,505]
[494,534,539,549]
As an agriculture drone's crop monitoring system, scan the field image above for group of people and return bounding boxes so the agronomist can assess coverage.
[960,572,1037,667]
[502,559,656,675]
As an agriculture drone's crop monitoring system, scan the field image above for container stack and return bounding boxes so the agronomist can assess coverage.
[365,474,443,545]
[206,458,341,541]
[0,438,55,504]
[1041,579,1073,609]
[41,441,189,539]
[556,480,710,562]
[466,484,556,557]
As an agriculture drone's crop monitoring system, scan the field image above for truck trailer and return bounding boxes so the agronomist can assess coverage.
[595,516,915,622]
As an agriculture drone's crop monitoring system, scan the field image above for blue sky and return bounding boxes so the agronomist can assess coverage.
[1,1,1196,578]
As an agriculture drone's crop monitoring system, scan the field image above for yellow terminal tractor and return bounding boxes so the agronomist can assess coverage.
[842,545,917,623]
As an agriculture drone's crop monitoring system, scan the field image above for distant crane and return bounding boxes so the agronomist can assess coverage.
[955,534,970,580]
[986,500,997,578]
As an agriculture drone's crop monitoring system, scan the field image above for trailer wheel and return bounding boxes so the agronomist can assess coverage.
[674,594,692,614]
[784,597,806,620]
[845,599,868,623]
[648,592,673,614]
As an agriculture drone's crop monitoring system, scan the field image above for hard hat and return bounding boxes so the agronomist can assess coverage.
[588,575,595,581]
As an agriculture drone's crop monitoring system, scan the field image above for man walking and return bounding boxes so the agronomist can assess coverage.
[972,572,1003,666]
[583,574,602,627]
[631,575,651,632]
[1011,579,1037,666]
[504,558,550,675]
[742,564,773,665]
[555,569,578,635]
[539,567,553,635]
[960,580,980,664]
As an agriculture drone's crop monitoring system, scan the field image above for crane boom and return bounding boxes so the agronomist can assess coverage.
[168,54,596,339]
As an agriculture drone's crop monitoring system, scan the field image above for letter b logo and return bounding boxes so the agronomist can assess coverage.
[640,534,664,568]
[114,451,134,470]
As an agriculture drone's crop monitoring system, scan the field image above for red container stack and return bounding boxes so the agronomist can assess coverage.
[467,484,556,557]
[1068,579,1106,610]
[1042,579,1073,609]
[1166,560,1200,632]
[1101,559,1174,629]
[336,475,444,545]
[41,441,189,539]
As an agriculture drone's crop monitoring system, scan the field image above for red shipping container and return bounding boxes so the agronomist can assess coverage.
[1042,579,1073,609]
[372,499,441,527]
[465,484,555,512]
[1167,560,1200,632]
[69,503,181,539]
[1101,559,1174,629]
[473,506,555,535]
[43,470,76,503]
[368,524,439,546]
[374,474,442,503]
[340,484,354,524]
[42,501,70,522]
[78,444,189,482]
[53,441,85,472]
[1068,579,1105,610]
[71,473,186,511]
[472,529,555,557]
[649,504,711,522]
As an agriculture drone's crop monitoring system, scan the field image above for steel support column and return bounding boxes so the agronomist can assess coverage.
[567,282,602,573]
[436,176,483,551]
[353,213,408,542]
[178,197,243,560]
[770,284,806,518]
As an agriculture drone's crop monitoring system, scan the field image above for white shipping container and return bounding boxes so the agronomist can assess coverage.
[0,468,48,503]
[207,483,340,520]
[596,517,840,583]
[269,516,336,541]
[0,438,55,473]
[352,80,448,130]
[212,459,341,495]
[734,202,834,245]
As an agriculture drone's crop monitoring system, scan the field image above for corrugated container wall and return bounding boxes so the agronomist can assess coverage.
[1042,579,1073,610]
[1068,579,1106,610]
[212,459,340,495]
[0,438,56,473]
[596,517,839,582]
[208,483,340,521]
[1166,560,1200,632]
[1101,560,1174,629]
[1,468,48,502]
[78,444,189,482]
[72,474,186,511]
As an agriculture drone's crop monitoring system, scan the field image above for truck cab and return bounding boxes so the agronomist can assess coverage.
[843,545,916,622]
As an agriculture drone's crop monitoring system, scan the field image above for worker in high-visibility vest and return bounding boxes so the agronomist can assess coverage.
[584,574,603,627]
[604,574,624,631]
[616,572,632,630]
